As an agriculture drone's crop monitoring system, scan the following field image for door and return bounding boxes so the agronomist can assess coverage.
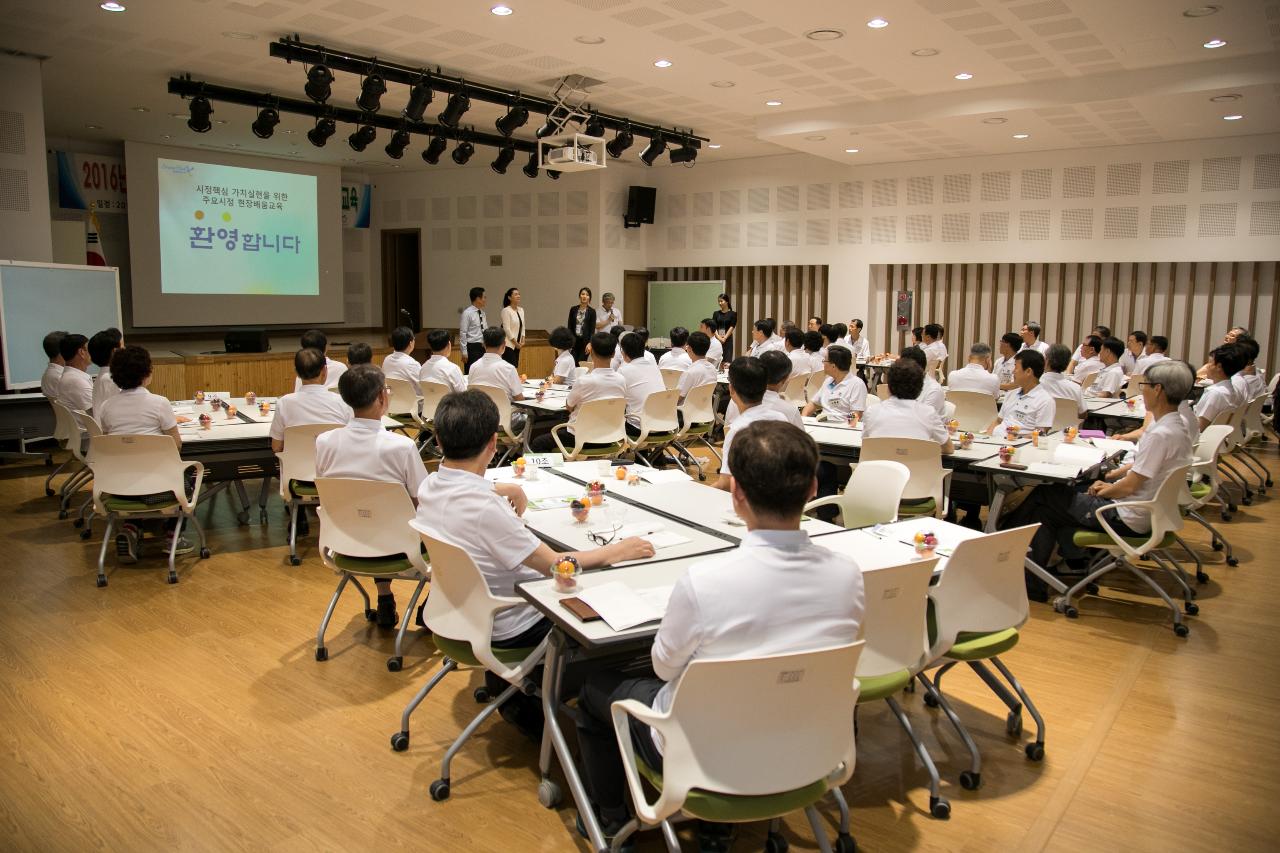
[381,229,421,330]
[623,269,654,328]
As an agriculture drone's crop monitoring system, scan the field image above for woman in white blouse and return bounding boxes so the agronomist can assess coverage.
[500,287,526,369]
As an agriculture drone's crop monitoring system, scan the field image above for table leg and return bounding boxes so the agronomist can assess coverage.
[984,481,1007,533]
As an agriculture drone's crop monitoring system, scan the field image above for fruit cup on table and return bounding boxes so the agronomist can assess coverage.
[194,390,205,404]
[614,465,628,481]
[570,498,590,524]
[199,413,212,430]
[947,418,960,435]
[913,530,939,559]
[959,431,974,450]
[259,401,271,416]
[1065,426,1078,444]
[226,404,238,418]
[587,481,605,505]
[998,446,1015,463]
[512,456,526,478]
[245,391,257,405]
[553,556,581,592]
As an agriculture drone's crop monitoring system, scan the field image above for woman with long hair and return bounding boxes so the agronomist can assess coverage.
[500,287,525,369]
[712,292,737,359]
[566,286,597,364]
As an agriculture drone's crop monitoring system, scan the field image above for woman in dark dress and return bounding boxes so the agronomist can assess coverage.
[567,286,597,364]
[711,292,738,359]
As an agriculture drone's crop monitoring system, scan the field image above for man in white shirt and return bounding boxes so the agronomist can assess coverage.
[545,326,578,385]
[726,350,804,429]
[677,332,719,403]
[595,291,622,332]
[826,322,850,354]
[1134,335,1170,377]
[88,328,124,415]
[270,348,352,452]
[293,329,347,392]
[713,357,789,492]
[1114,361,1199,447]
[1091,338,1127,398]
[634,327,659,366]
[922,323,948,368]
[992,332,1023,391]
[54,334,94,413]
[575,420,865,841]
[40,330,67,399]
[862,359,954,453]
[315,364,428,629]
[699,319,724,369]
[382,326,421,392]
[900,346,945,415]
[1003,360,1193,596]
[1018,322,1051,355]
[618,330,667,434]
[785,329,815,376]
[418,390,652,739]
[986,349,1056,437]
[1231,337,1267,400]
[459,286,487,371]
[845,318,872,362]
[1071,335,1104,385]
[1067,324,1111,373]
[1120,331,1147,375]
[419,329,467,394]
[947,343,1000,396]
[530,333,628,452]
[746,319,775,357]
[803,330,825,374]
[802,346,867,422]
[1194,342,1247,430]
[467,327,525,402]
[657,327,692,372]
[1039,344,1087,421]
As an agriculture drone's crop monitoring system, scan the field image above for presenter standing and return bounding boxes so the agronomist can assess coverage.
[596,291,622,332]
[460,286,487,372]
[567,286,597,365]
[500,287,526,369]
[712,292,738,359]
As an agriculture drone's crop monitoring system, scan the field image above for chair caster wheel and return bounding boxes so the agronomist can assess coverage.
[929,796,951,819]
[387,656,403,672]
[1212,540,1223,551]
[765,832,790,853]
[237,511,250,525]
[537,778,562,808]
[1006,711,1023,737]
[1174,623,1189,638]
[1184,602,1199,615]
[315,647,328,661]
[79,530,91,540]
[167,573,178,584]
[429,779,450,801]
[58,510,68,520]
[289,556,301,566]
[1242,496,1253,506]
[1085,582,1099,595]
[73,517,84,528]
[1025,742,1045,761]
[198,547,210,559]
[922,691,939,708]
[697,473,707,482]
[1221,512,1233,522]
[835,832,856,853]
[390,732,409,752]
[1065,605,1079,619]
[45,488,55,497]
[96,576,107,588]
[364,609,377,622]
[260,510,269,524]
[1227,557,1239,566]
[473,687,490,704]
[959,770,981,790]
[1195,571,1209,584]
[1267,477,1274,488]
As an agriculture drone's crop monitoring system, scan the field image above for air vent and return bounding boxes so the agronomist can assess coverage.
[457,226,477,250]
[406,197,426,221]
[1196,203,1236,237]
[1018,209,1050,240]
[693,191,713,216]
[566,222,588,247]
[838,181,863,209]
[479,194,501,219]
[538,192,560,217]
[981,171,1010,202]
[747,221,769,247]
[1021,168,1051,200]
[567,191,588,216]
[605,224,621,249]
[777,185,799,212]
[1103,206,1139,239]
[1149,204,1186,238]
[1249,201,1280,236]
[431,227,452,251]
[943,173,971,204]
[1063,165,1096,198]
[837,218,862,244]
[484,226,504,250]
[720,189,741,216]
[342,231,365,254]
[457,196,476,219]
[979,210,1009,241]
[0,111,25,156]
[1060,208,1093,239]
[667,226,687,250]
[1253,153,1280,190]
[872,178,898,207]
[693,223,713,249]
[870,215,897,243]
[807,183,831,210]
[538,223,560,248]
[720,223,740,248]
[775,220,798,246]
[905,214,932,242]
[1106,162,1140,196]
[907,176,935,206]
[383,199,402,223]
[535,70,608,89]
[509,224,532,249]
[806,219,831,245]
[1201,157,1241,192]
[623,229,641,251]
[344,300,366,324]
[606,192,626,216]
[942,213,971,242]
[749,187,770,213]
[343,271,365,296]
[1152,160,1189,194]
[668,194,687,218]
[509,193,530,218]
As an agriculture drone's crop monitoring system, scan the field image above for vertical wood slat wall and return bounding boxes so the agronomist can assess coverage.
[650,266,829,358]
[873,261,1279,378]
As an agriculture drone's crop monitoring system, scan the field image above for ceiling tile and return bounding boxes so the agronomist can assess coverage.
[324,0,386,20]
[987,44,1041,59]
[382,15,438,33]
[1028,18,1088,37]
[688,37,741,54]
[943,12,1005,31]
[663,0,730,14]
[434,29,487,47]
[966,29,1021,45]
[772,42,818,58]
[1046,34,1102,51]
[1008,1,1072,21]
[652,23,713,41]
[565,0,631,10]
[611,8,674,27]
[703,10,764,30]
[916,0,982,13]
[722,51,771,66]
[740,27,793,45]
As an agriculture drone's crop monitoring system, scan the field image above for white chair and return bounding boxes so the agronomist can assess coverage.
[1061,466,1196,636]
[1229,395,1272,493]
[313,478,430,671]
[629,388,682,467]
[609,641,865,852]
[276,423,343,566]
[803,460,910,529]
[417,380,450,457]
[659,368,683,391]
[1185,425,1238,564]
[945,390,999,433]
[916,525,1045,792]
[1211,407,1256,507]
[470,383,529,466]
[45,400,90,509]
[385,377,424,435]
[1050,396,1081,432]
[1122,373,1144,399]
[672,382,719,481]
[87,434,209,587]
[805,370,826,402]
[70,411,104,537]
[393,526,548,804]
[550,396,628,461]
[1078,372,1098,394]
[1241,391,1269,446]
[781,372,809,408]
[859,437,951,519]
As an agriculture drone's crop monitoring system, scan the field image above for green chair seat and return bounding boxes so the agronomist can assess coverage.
[945,627,1020,661]
[431,634,540,668]
[636,759,830,823]
[1188,482,1211,500]
[896,497,937,517]
[331,543,428,576]
[289,479,318,498]
[856,669,912,703]
[574,442,626,458]
[102,493,179,513]
[390,413,419,427]
[682,423,713,437]
[1071,530,1176,550]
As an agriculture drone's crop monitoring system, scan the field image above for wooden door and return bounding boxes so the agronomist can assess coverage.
[623,270,654,328]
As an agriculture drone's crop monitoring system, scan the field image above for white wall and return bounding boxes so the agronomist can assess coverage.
[0,55,53,264]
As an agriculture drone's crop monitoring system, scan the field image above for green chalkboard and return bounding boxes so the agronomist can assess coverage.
[647,280,724,338]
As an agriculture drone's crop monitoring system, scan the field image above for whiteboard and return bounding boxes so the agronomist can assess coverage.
[647,280,725,338]
[0,261,122,391]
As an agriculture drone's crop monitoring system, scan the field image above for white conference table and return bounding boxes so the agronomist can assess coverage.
[1085,395,1147,421]
[803,416,1023,467]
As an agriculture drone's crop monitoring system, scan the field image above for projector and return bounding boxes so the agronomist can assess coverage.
[545,145,597,166]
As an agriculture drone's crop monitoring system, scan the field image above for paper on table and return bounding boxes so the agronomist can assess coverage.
[634,468,692,484]
[611,522,692,549]
[577,581,666,631]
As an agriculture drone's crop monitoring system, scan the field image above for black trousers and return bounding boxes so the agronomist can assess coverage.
[813,460,844,522]
[1001,481,1143,567]
[577,667,666,824]
[485,617,554,729]
[502,347,521,369]
[465,342,485,372]
[572,340,589,365]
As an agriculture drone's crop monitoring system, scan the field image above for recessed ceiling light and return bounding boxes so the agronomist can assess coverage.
[131,106,149,113]
[654,59,673,68]
[214,119,228,125]
[982,117,1008,124]
[1182,5,1221,17]
[491,5,513,15]
[574,35,605,45]
[1223,114,1243,120]
[1202,38,1227,49]
[85,124,102,130]
[1012,133,1030,139]
[1209,93,1242,102]
[227,143,240,148]
[845,148,860,153]
[169,112,186,119]
[954,72,973,80]
[708,143,721,149]
[161,134,171,139]
[911,48,939,57]
[221,31,256,40]
[765,99,783,106]
[805,135,826,141]
[710,80,736,88]
[99,2,125,11]
[282,129,295,134]
[805,28,845,41]
[866,18,889,29]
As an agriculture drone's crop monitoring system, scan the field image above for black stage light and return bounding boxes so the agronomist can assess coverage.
[605,127,633,158]
[305,64,333,103]
[385,127,411,159]
[187,95,213,133]
[669,140,697,165]
[348,123,376,152]
[584,113,604,137]
[536,107,569,138]
[522,150,539,178]
[356,69,387,113]
[404,74,433,122]
[307,116,336,147]
[422,135,448,164]
[451,138,475,165]
[638,134,666,166]
[438,91,470,128]
[491,144,516,174]
[251,105,279,139]
[495,103,529,136]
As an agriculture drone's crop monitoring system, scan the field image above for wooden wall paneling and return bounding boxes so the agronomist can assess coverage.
[1003,263,1015,336]
[1163,262,1176,349]
[1182,263,1196,365]
[1037,264,1049,343]
[149,361,186,401]
[884,265,894,350]
[1227,261,1240,331]
[1248,261,1260,334]
[1203,262,1219,361]
[1059,265,1071,352]
[1144,262,1156,340]
[1269,263,1279,379]
[1128,263,1139,336]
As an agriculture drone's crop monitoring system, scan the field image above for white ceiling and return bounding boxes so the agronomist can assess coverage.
[6,0,1280,171]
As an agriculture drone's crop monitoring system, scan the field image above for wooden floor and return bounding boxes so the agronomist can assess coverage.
[2,441,1278,852]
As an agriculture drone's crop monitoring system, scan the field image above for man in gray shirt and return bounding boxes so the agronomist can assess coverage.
[459,286,487,371]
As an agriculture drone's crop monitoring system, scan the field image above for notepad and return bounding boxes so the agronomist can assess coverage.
[614,523,691,549]
[634,468,691,484]
[577,581,666,631]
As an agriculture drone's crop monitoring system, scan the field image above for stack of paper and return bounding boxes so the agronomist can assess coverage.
[634,468,691,484]
[577,581,671,631]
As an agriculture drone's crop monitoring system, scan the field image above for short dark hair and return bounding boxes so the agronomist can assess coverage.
[760,350,792,386]
[728,421,818,518]
[620,331,645,360]
[912,326,924,342]
[42,330,68,360]
[1129,330,1148,346]
[1083,334,1103,355]
[686,331,711,357]
[753,319,771,335]
[108,345,152,390]
[1001,332,1023,352]
[728,356,767,405]
[435,390,499,460]
[1014,349,1045,378]
[1150,335,1168,352]
[610,325,625,337]
[635,326,651,343]
[851,318,864,331]
[59,333,88,362]
[426,329,451,353]
[88,330,119,368]
[809,316,823,326]
[826,345,852,372]
[899,345,926,370]
[549,326,575,350]
[700,317,716,331]
[1046,343,1071,373]
[830,322,848,341]
[579,286,593,300]
[590,331,617,358]
[300,329,328,351]
[803,330,823,353]
[1100,337,1125,359]
[924,323,943,340]
[1210,343,1247,377]
[785,329,804,348]
[669,326,689,348]
[338,364,385,410]
[391,326,415,351]
[1023,321,1042,338]
[1093,324,1112,338]
[887,358,924,400]
[469,286,485,303]
[481,326,505,349]
[294,347,326,380]
[1236,336,1260,363]
[819,323,835,343]
[347,342,373,365]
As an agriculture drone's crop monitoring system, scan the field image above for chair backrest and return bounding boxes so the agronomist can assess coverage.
[572,396,628,445]
[50,399,84,450]
[1187,424,1232,507]
[384,377,421,420]
[1241,393,1267,441]
[805,370,826,401]
[1051,396,1081,431]
[470,383,520,440]
[314,477,422,561]
[1123,373,1144,398]
[825,459,910,528]
[71,411,103,462]
[927,525,1038,658]
[942,400,956,420]
[277,423,342,496]
[864,393,880,409]
[1144,464,1192,541]
[859,437,946,505]
[419,380,450,423]
[678,382,716,425]
[1079,371,1098,393]
[89,434,192,509]
[945,389,998,432]
[660,368,683,391]
[637,388,680,438]
[857,560,936,679]
[1211,407,1241,451]
[781,372,808,403]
